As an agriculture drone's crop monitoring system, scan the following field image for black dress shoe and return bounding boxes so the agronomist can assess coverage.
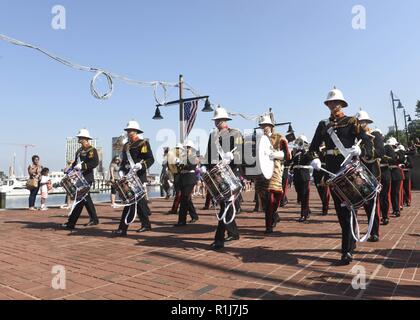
[84,220,99,227]
[394,211,401,218]
[62,223,75,230]
[112,229,127,237]
[382,218,390,226]
[368,235,380,243]
[137,227,152,233]
[298,216,308,223]
[225,235,240,242]
[189,218,199,224]
[264,228,273,235]
[210,242,224,250]
[174,222,187,227]
[338,253,353,266]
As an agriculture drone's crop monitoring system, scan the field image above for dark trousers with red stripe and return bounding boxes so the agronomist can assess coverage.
[280,168,289,206]
[403,173,411,206]
[391,179,403,214]
[215,199,240,243]
[363,196,380,237]
[294,178,310,217]
[331,192,356,255]
[315,184,330,214]
[178,183,198,224]
[264,191,282,230]
[170,191,182,214]
[379,177,391,220]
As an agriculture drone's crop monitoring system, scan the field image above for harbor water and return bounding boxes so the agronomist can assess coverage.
[3,186,163,209]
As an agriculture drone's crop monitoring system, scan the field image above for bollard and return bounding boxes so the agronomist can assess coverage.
[0,192,6,209]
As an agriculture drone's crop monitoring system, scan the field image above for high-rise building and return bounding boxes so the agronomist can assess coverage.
[112,136,125,159]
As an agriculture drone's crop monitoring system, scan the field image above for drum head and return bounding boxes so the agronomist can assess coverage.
[258,135,274,180]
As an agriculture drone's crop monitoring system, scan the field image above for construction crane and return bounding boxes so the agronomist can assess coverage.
[0,143,36,177]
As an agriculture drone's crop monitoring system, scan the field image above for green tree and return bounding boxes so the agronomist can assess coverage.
[416,100,420,119]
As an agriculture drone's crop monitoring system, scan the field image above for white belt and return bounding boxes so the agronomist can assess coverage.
[294,165,311,170]
[389,165,400,169]
[181,170,195,174]
[326,149,342,156]
[380,164,389,168]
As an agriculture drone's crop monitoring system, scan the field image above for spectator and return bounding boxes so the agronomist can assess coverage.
[28,155,42,211]
[39,168,51,211]
[109,156,121,208]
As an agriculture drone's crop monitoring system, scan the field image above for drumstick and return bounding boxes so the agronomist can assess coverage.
[319,167,337,179]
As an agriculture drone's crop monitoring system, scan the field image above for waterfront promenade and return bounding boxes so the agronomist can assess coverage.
[0,188,419,300]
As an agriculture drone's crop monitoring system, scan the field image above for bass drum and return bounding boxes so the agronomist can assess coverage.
[258,135,274,180]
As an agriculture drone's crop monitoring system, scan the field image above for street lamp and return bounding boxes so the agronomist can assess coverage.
[152,75,211,144]
[397,100,413,145]
[391,91,403,142]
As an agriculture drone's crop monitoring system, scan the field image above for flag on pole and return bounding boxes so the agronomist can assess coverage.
[184,99,199,139]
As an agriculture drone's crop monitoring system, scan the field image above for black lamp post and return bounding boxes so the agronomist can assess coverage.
[391,91,403,142]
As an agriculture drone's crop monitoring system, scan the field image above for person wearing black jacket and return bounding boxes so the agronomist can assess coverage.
[309,88,373,266]
[373,130,393,226]
[357,110,381,242]
[62,129,100,230]
[400,146,413,207]
[174,140,199,226]
[113,121,155,237]
[291,135,312,223]
[204,107,244,250]
[387,138,404,217]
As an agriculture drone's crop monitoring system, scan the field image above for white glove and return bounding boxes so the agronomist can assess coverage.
[175,158,181,165]
[311,159,322,171]
[74,163,82,171]
[223,152,234,164]
[350,145,362,157]
[269,151,285,161]
[133,162,143,171]
[118,171,125,178]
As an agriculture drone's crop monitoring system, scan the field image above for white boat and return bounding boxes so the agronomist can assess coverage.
[0,177,30,196]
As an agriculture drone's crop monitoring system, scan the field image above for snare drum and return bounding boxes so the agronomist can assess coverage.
[327,160,381,209]
[60,170,91,201]
[113,172,146,205]
[202,162,243,203]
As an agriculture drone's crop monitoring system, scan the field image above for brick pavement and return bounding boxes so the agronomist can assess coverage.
[0,188,419,300]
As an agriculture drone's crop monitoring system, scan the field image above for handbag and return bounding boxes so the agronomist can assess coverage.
[26,178,39,190]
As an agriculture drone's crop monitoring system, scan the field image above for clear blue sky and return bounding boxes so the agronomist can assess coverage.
[1,0,419,175]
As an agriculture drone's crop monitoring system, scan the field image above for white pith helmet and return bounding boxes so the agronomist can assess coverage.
[324,87,348,108]
[397,145,406,152]
[296,135,309,145]
[372,128,383,135]
[386,137,398,146]
[356,110,373,124]
[259,115,275,127]
[175,143,185,150]
[76,128,93,140]
[124,120,143,134]
[184,140,196,149]
[212,106,232,121]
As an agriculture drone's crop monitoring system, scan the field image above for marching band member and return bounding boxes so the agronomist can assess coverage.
[309,87,373,265]
[174,140,199,226]
[205,107,244,250]
[400,145,413,207]
[291,135,312,222]
[258,115,291,233]
[387,138,404,218]
[62,129,100,230]
[113,121,155,237]
[312,144,330,216]
[167,143,185,215]
[356,110,381,242]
